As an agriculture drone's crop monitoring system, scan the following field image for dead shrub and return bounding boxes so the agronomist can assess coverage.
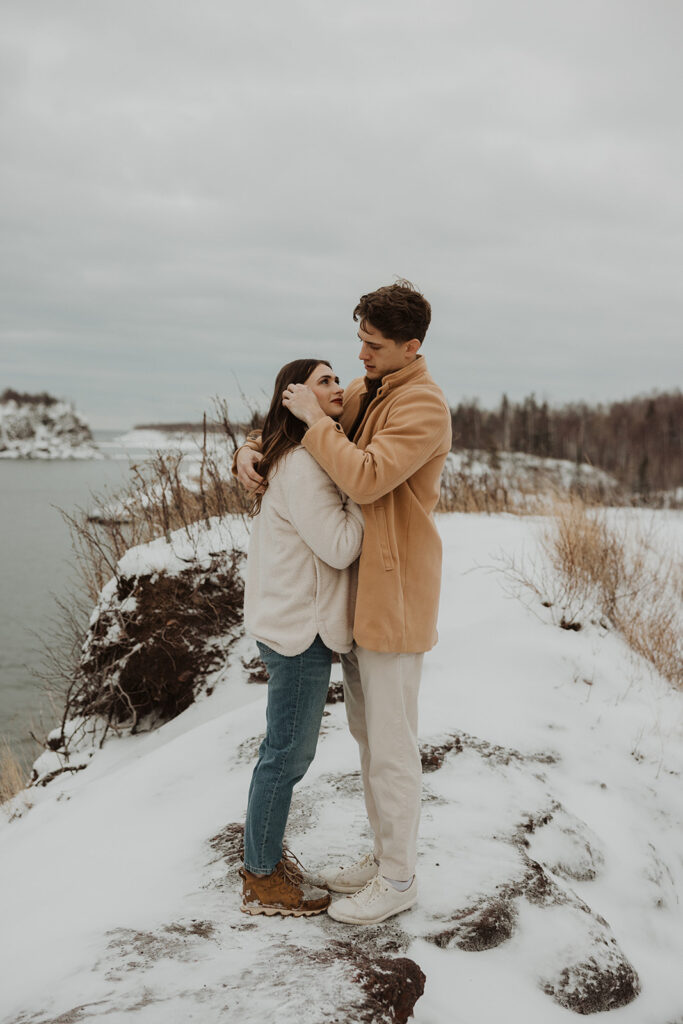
[619,591,682,688]
[66,405,250,603]
[505,498,682,688]
[437,466,550,515]
[437,454,613,516]
[438,468,519,514]
[0,738,28,804]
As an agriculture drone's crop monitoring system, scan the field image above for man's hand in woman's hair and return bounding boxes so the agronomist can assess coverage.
[236,446,265,491]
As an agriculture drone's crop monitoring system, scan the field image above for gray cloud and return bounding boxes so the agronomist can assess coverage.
[1,0,681,427]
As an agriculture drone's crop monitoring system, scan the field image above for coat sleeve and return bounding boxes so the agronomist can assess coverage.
[283,451,365,570]
[302,390,452,505]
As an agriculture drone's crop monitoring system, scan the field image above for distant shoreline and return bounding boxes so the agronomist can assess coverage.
[132,421,225,433]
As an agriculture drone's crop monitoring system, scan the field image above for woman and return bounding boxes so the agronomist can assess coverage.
[241,358,364,917]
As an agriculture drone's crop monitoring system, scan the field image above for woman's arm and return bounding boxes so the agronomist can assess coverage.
[283,450,364,570]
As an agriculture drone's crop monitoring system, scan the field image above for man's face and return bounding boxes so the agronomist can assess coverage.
[357,321,419,380]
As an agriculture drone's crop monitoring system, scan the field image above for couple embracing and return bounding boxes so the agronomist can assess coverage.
[235,280,451,926]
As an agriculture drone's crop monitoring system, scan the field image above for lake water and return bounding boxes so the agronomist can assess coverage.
[0,433,158,767]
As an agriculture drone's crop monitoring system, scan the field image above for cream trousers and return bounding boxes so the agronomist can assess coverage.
[340,643,424,881]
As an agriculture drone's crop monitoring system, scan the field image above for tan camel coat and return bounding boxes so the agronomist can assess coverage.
[301,357,451,652]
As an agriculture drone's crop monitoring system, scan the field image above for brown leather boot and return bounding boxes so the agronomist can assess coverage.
[241,859,331,917]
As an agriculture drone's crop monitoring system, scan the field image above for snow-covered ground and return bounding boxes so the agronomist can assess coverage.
[1,511,682,1023]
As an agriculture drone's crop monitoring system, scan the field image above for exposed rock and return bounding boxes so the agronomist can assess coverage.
[105,920,217,978]
[542,943,641,1014]
[420,734,463,771]
[326,681,345,704]
[234,734,265,764]
[422,769,639,1015]
[208,821,245,872]
[242,655,268,684]
[321,769,365,797]
[0,390,99,459]
[523,806,606,882]
[42,548,245,766]
[425,855,640,1013]
[310,941,426,1024]
[355,953,426,1024]
[430,898,517,951]
[513,858,640,1012]
[420,731,558,773]
[513,859,570,907]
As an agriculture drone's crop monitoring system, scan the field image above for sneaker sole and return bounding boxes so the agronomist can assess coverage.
[240,903,329,918]
[327,894,417,925]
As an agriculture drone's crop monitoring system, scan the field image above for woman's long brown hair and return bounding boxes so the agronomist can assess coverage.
[249,358,332,516]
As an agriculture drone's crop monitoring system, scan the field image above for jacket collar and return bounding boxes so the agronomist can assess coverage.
[375,355,428,399]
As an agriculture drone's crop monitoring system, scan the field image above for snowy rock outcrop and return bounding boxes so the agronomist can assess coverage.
[0,388,100,459]
[443,449,620,507]
[33,517,249,783]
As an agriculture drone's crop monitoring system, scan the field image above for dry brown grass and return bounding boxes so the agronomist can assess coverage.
[437,467,547,515]
[436,450,618,516]
[65,405,249,602]
[538,499,682,687]
[0,738,28,805]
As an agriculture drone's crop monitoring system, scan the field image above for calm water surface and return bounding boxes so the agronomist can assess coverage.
[0,438,141,765]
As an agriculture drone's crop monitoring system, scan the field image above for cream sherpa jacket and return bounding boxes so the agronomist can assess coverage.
[244,446,364,656]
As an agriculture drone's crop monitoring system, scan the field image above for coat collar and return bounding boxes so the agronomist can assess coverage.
[375,355,428,399]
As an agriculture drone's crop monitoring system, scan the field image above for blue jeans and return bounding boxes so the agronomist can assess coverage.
[243,635,332,875]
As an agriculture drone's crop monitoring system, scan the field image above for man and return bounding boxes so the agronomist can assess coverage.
[236,280,451,924]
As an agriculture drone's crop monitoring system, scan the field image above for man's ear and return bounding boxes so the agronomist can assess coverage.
[405,338,421,358]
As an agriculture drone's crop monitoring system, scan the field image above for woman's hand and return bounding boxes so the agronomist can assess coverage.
[282,384,326,427]
[236,446,265,491]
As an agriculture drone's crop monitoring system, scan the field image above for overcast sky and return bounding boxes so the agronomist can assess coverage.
[1,0,681,428]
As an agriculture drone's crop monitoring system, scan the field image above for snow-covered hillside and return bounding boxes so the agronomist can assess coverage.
[444,449,619,503]
[1,512,682,1024]
[0,392,99,459]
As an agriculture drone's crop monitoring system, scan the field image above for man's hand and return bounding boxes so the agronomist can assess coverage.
[235,446,265,491]
[282,384,326,427]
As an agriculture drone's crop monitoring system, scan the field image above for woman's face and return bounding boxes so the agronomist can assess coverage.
[304,363,344,419]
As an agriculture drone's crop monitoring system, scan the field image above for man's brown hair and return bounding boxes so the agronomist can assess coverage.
[353,278,431,344]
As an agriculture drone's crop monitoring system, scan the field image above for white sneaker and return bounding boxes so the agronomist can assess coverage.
[327,874,418,925]
[319,851,379,894]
